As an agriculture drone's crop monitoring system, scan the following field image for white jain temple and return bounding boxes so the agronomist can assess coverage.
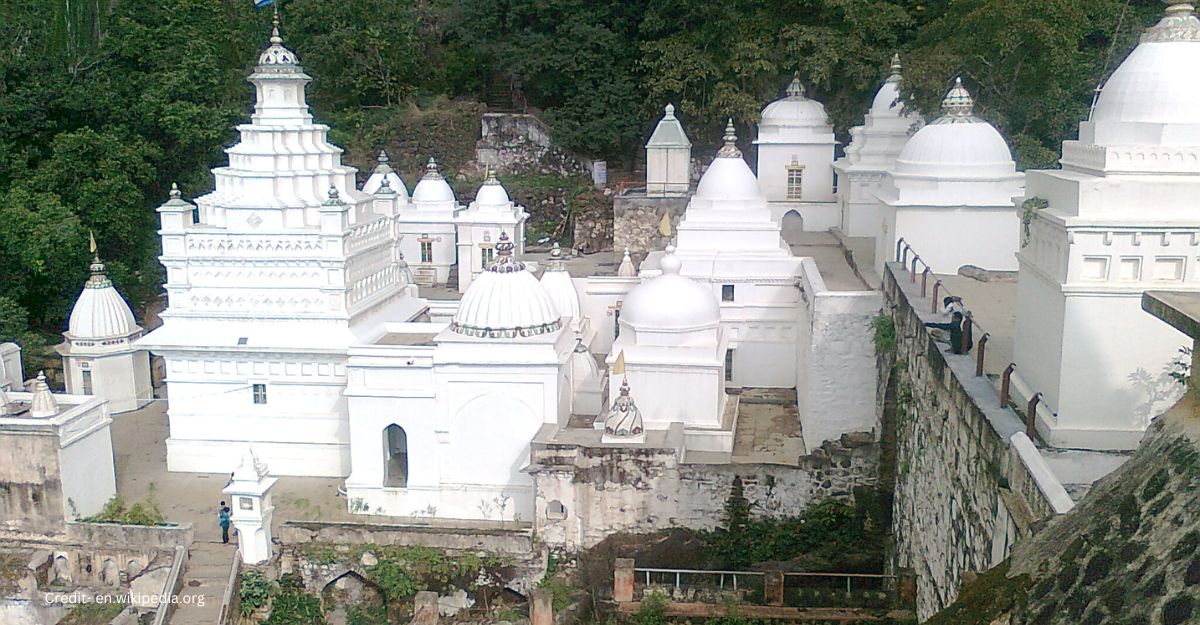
[44,2,1200,536]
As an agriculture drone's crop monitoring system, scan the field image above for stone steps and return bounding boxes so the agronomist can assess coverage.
[170,541,237,625]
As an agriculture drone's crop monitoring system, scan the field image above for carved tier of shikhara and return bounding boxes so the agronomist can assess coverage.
[15,0,1199,554]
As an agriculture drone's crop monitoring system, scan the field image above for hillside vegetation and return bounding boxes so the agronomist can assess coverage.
[0,0,1165,371]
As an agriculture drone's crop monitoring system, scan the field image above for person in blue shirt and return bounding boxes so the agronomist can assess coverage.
[218,501,232,544]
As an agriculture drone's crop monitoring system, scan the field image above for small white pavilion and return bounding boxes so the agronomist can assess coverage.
[874,78,1024,275]
[455,170,528,292]
[56,249,151,414]
[755,75,839,230]
[645,103,692,196]
[402,158,460,287]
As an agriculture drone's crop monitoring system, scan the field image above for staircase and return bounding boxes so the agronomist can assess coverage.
[170,541,237,625]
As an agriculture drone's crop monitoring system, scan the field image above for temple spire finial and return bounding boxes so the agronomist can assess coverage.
[889,53,902,78]
[169,182,181,200]
[270,3,282,44]
[716,118,742,158]
[1143,1,1200,41]
[785,72,806,98]
[941,76,975,118]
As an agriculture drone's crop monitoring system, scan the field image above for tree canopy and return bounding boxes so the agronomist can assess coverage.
[0,0,1168,372]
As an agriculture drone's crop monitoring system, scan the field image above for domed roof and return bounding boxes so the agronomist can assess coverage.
[474,166,512,206]
[760,75,829,126]
[1089,3,1200,135]
[621,247,720,332]
[450,233,562,339]
[869,54,906,117]
[67,254,140,340]
[362,150,409,199]
[539,244,581,323]
[257,13,300,67]
[412,157,456,205]
[695,120,764,201]
[893,78,1015,178]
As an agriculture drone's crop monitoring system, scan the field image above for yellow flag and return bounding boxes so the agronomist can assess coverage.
[658,212,672,237]
[613,350,626,375]
[89,230,97,255]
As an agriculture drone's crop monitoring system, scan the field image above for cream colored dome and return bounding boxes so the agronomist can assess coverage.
[539,245,581,323]
[451,233,562,339]
[67,256,140,340]
[893,78,1015,179]
[412,157,456,205]
[620,248,719,333]
[1088,3,1200,142]
[257,15,299,67]
[695,120,764,201]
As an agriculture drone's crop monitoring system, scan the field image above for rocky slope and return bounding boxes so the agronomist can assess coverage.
[925,391,1200,625]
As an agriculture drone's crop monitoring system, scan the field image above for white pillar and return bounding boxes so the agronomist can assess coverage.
[223,450,277,564]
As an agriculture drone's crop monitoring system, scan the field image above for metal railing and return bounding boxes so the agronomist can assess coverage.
[894,238,1047,439]
[634,567,764,595]
[217,549,242,625]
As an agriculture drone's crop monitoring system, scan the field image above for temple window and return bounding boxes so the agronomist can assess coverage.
[786,163,804,200]
[252,383,268,404]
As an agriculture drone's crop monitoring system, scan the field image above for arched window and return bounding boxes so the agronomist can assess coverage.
[383,425,408,488]
[546,500,567,520]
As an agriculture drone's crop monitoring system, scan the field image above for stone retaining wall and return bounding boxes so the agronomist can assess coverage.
[882,263,1069,620]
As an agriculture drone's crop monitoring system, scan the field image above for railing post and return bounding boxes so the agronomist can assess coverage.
[895,238,905,263]
[959,312,973,354]
[765,572,784,606]
[1026,393,1043,439]
[910,256,919,282]
[901,245,910,267]
[976,333,990,377]
[1000,364,1015,406]
[931,281,942,313]
[614,559,635,603]
[921,268,930,297]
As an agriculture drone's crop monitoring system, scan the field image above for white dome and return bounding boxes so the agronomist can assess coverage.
[893,78,1015,179]
[257,20,299,67]
[695,120,764,201]
[412,157,456,205]
[362,150,409,199]
[67,258,140,340]
[450,234,562,339]
[621,249,719,332]
[475,174,512,206]
[1089,6,1200,136]
[870,54,909,118]
[760,76,829,126]
[539,246,581,323]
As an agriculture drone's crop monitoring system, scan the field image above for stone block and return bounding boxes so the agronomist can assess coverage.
[613,558,635,603]
[412,591,439,625]
[530,587,553,625]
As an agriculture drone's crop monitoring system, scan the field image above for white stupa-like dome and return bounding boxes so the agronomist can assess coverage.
[1087,2,1200,145]
[450,232,562,339]
[362,150,409,199]
[474,167,513,207]
[412,157,456,205]
[893,78,1015,179]
[870,54,907,118]
[257,14,299,67]
[67,254,140,340]
[539,244,581,324]
[695,120,764,201]
[620,248,720,335]
[760,75,830,127]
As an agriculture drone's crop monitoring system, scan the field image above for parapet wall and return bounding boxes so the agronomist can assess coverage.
[882,263,1071,620]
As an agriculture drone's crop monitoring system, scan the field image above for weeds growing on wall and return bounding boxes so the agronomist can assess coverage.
[297,542,509,603]
[238,569,273,616]
[704,485,888,572]
[264,574,324,625]
[82,492,166,526]
[872,314,897,358]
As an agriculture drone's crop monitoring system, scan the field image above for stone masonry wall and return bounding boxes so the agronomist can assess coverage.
[612,194,689,262]
[531,433,878,550]
[883,264,1065,620]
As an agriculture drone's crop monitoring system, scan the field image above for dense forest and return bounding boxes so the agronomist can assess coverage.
[0,0,1164,371]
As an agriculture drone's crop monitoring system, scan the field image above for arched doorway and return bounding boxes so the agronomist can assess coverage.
[781,210,805,246]
[383,425,408,488]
